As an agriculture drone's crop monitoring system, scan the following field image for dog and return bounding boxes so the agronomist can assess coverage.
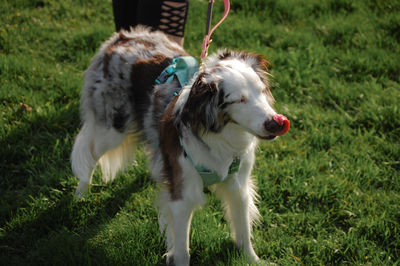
[71,26,289,265]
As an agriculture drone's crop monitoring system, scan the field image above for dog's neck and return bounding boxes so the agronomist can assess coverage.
[201,123,257,157]
[182,122,256,159]
[179,122,256,180]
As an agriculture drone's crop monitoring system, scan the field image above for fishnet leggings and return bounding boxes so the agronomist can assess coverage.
[112,0,189,37]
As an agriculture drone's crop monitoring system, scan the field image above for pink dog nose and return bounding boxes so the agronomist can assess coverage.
[272,114,290,136]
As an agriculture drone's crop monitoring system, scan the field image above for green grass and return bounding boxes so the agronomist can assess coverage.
[1,0,399,264]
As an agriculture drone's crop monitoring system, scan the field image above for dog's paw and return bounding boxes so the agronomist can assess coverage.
[163,251,173,266]
[252,259,277,266]
[246,252,276,265]
[75,181,89,199]
[163,251,190,266]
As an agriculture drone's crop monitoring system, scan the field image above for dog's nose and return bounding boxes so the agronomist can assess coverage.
[264,114,290,136]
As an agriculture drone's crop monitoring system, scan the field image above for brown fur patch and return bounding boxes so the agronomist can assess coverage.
[159,96,183,200]
[103,32,157,78]
[180,73,222,135]
[114,32,134,46]
[130,54,172,129]
[131,38,156,49]
[254,53,271,72]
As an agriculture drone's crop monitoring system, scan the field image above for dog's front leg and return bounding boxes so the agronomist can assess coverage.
[215,177,260,263]
[164,200,195,266]
[230,189,259,262]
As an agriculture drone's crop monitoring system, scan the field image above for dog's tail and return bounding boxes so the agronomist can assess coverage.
[98,134,137,183]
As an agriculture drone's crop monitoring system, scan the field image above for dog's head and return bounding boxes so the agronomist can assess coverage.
[179,50,289,140]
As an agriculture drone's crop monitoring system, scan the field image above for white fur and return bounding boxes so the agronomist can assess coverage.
[70,27,286,265]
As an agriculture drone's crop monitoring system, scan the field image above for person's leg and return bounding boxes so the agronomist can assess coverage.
[112,0,139,31]
[112,0,189,45]
[137,0,189,46]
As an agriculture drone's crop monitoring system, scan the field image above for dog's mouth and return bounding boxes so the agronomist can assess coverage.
[257,134,277,140]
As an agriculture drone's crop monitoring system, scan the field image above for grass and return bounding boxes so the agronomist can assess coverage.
[1,0,399,264]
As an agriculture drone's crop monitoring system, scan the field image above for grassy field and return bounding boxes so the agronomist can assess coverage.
[1,0,399,264]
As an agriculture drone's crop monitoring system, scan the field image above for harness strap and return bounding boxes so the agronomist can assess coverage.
[180,139,241,187]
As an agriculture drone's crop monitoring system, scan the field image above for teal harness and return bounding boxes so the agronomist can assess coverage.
[156,56,241,187]
[155,56,199,87]
[183,146,241,187]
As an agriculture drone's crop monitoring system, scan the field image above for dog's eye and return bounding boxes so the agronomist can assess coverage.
[224,96,247,106]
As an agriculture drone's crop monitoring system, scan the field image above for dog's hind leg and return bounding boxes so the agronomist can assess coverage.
[71,121,97,198]
[71,119,130,198]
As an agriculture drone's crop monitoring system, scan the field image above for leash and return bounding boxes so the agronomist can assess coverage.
[200,0,230,62]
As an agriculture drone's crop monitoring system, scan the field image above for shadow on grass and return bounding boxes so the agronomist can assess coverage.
[1,169,151,265]
[0,104,81,224]
[0,104,151,264]
[190,240,246,266]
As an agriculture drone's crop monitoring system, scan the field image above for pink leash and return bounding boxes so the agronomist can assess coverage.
[200,0,230,61]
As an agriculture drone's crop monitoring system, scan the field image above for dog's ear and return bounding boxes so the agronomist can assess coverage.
[246,53,275,105]
[218,49,271,73]
[180,73,223,135]
[251,53,271,73]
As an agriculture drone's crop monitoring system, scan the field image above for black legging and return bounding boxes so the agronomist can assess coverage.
[112,0,189,37]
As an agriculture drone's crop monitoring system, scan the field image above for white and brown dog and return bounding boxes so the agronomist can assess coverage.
[71,26,289,265]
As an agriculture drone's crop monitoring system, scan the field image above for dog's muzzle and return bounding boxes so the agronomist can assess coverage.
[264,114,290,137]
